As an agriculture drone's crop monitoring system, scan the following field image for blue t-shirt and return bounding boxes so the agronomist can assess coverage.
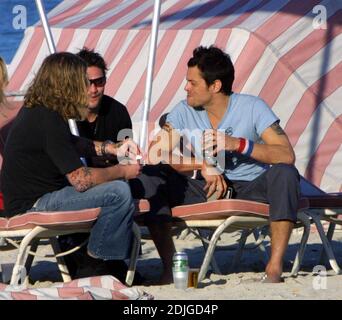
[166,93,279,181]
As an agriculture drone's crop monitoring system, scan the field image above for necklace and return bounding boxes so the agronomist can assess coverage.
[86,117,98,139]
[93,117,99,136]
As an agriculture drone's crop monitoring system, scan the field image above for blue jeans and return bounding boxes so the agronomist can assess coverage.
[29,180,135,260]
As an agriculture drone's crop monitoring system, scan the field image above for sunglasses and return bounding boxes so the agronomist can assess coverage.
[88,76,106,87]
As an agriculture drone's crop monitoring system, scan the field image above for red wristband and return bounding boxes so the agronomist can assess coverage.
[237,138,246,153]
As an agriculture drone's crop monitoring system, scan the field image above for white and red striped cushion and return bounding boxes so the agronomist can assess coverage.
[0,208,100,231]
[171,198,310,221]
[0,200,150,231]
[0,275,153,300]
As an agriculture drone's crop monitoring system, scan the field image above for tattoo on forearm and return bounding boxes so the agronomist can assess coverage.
[67,167,95,192]
[271,122,285,135]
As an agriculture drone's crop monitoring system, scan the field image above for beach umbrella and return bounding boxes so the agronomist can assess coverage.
[5,0,342,193]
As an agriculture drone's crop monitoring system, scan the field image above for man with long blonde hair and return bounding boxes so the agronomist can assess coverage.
[1,52,141,277]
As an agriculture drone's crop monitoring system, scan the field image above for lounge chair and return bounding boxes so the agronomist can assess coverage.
[0,199,149,287]
[169,198,310,282]
[290,177,342,275]
[0,112,150,287]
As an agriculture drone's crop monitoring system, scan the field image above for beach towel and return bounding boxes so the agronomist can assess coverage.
[0,275,153,300]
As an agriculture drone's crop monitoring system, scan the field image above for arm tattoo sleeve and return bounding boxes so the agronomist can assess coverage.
[270,122,286,135]
[67,167,95,192]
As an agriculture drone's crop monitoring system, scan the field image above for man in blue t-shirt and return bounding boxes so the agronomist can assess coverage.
[130,45,300,284]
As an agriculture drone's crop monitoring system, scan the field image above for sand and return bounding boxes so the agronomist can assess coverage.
[1,227,342,300]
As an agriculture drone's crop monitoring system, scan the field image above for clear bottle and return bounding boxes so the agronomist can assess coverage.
[202,130,217,167]
[172,251,189,289]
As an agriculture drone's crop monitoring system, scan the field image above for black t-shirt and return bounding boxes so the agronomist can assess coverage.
[0,106,83,217]
[77,95,132,167]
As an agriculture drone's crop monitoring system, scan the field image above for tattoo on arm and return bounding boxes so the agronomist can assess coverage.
[67,167,95,192]
[271,122,285,136]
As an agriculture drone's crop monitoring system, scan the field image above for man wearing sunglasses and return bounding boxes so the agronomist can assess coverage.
[76,47,133,168]
[59,48,139,283]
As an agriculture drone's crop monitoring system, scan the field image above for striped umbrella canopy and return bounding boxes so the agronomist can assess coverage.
[5,0,342,192]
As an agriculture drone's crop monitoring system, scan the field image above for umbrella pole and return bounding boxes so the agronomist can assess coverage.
[34,0,56,54]
[35,0,86,165]
[139,0,162,155]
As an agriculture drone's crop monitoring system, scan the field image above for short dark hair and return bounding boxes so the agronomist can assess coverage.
[77,47,108,76]
[187,45,234,95]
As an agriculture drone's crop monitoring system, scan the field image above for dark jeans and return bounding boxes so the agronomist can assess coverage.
[129,163,300,223]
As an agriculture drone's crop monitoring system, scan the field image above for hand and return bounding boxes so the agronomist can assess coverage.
[203,129,239,155]
[118,163,142,180]
[201,162,227,200]
[114,139,142,164]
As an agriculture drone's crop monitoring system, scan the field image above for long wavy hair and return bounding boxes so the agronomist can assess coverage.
[24,52,89,120]
[0,56,8,104]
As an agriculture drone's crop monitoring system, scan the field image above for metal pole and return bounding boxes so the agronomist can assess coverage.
[35,0,86,165]
[34,0,56,54]
[139,0,161,154]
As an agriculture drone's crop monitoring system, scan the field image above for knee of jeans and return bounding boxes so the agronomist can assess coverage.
[106,180,133,203]
[269,163,299,182]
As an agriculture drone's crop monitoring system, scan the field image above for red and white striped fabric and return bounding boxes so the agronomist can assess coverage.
[0,275,154,300]
[5,0,342,193]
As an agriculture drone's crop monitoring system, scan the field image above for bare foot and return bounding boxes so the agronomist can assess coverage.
[261,274,284,283]
[265,263,283,283]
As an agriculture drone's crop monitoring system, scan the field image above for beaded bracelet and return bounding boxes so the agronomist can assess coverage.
[237,138,254,157]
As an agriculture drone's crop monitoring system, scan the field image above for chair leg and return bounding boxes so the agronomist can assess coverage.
[290,211,311,276]
[10,226,46,286]
[49,237,72,282]
[196,228,221,275]
[178,228,191,240]
[310,212,341,274]
[125,222,141,286]
[254,227,269,266]
[0,237,7,247]
[319,222,336,265]
[198,217,241,282]
[24,239,39,279]
[230,230,250,272]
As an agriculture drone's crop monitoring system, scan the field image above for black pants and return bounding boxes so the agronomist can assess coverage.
[129,163,300,223]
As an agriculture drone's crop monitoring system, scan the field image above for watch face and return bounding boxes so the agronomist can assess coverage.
[225,127,233,136]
